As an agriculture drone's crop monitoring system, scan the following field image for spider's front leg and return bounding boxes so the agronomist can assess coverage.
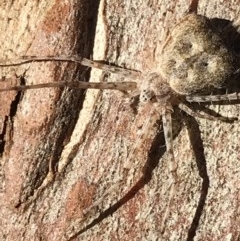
[162,108,178,180]
[160,105,178,232]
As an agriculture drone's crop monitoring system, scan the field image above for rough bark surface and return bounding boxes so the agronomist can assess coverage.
[0,0,240,241]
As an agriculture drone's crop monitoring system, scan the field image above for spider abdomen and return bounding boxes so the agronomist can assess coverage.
[160,14,239,95]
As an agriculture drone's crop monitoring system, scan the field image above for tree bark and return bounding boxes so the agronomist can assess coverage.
[0,0,240,241]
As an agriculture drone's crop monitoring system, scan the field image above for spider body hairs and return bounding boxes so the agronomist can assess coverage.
[0,13,239,237]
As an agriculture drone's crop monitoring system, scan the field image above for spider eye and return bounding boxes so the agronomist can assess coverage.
[140,90,155,102]
[183,42,193,50]
[201,61,208,67]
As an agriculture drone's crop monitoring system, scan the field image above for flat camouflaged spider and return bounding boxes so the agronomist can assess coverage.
[0,13,240,218]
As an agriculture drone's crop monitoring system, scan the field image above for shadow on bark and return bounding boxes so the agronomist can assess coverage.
[68,116,184,240]
[185,116,209,241]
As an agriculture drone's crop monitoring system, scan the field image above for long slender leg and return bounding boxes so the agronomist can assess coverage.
[161,110,177,232]
[186,92,240,103]
[0,81,137,92]
[0,55,140,77]
[0,56,139,92]
[162,110,178,182]
[178,103,237,122]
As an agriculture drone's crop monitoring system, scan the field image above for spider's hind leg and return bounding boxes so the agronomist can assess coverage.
[186,92,240,103]
[178,102,237,122]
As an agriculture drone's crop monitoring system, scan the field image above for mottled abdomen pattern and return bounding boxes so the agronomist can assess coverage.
[161,14,239,95]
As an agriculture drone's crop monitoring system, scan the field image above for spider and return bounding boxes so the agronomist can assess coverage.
[0,13,240,237]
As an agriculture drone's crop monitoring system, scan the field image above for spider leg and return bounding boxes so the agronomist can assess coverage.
[186,92,240,103]
[178,103,237,122]
[162,111,176,170]
[0,81,137,92]
[0,55,140,77]
[161,110,178,232]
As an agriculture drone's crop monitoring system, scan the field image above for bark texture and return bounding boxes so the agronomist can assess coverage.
[0,0,240,241]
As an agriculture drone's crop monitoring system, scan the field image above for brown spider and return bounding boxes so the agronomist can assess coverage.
[0,13,239,235]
